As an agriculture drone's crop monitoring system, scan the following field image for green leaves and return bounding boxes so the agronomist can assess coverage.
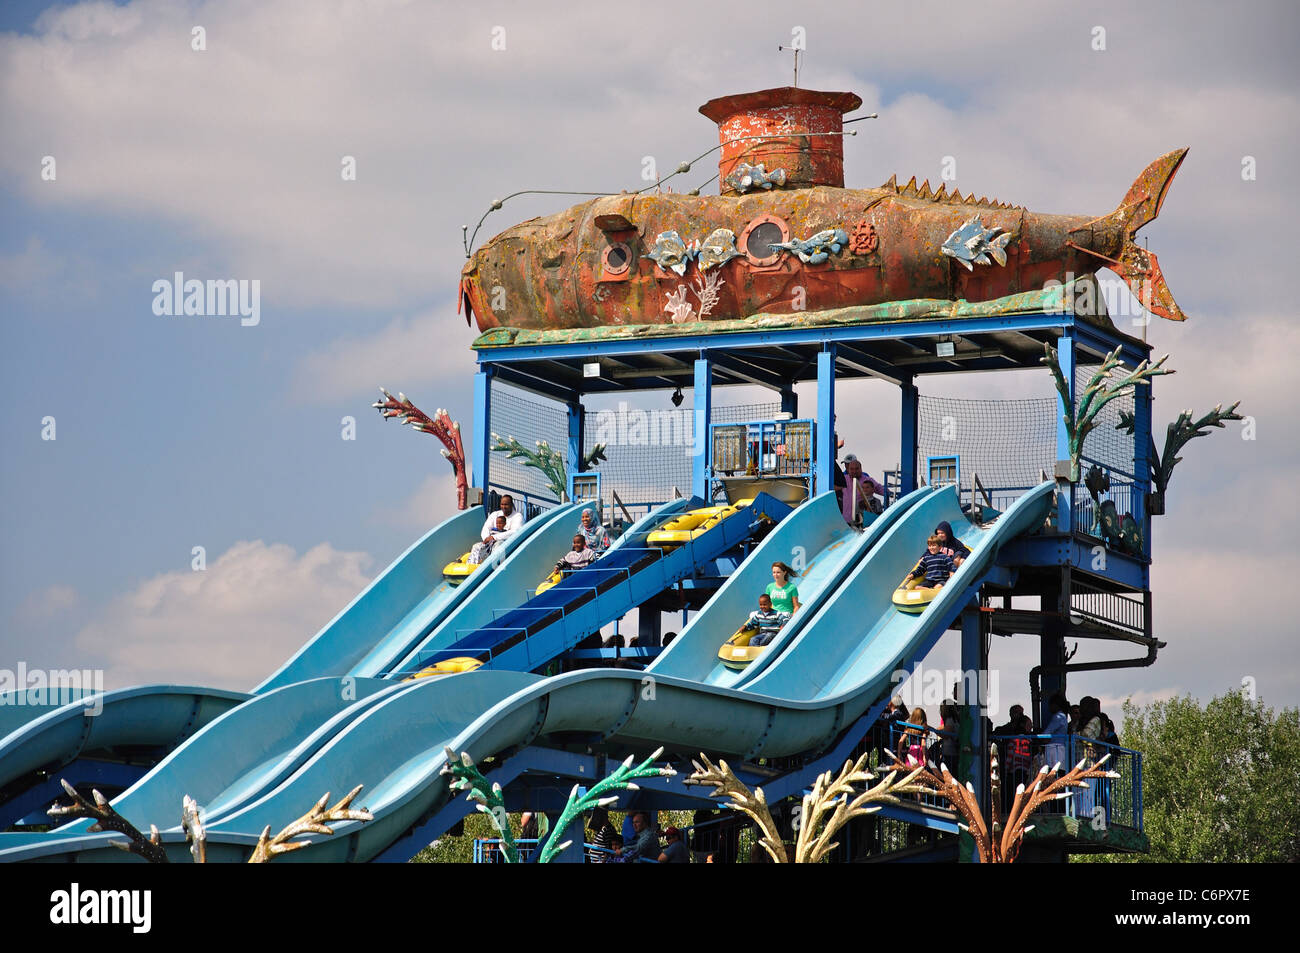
[1108,691,1300,863]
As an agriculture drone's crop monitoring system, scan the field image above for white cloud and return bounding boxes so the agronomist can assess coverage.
[370,471,462,535]
[73,539,373,691]
[0,236,61,291]
[17,583,79,621]
[289,309,467,406]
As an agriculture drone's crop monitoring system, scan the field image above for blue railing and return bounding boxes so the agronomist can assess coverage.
[874,723,1143,836]
[486,483,560,521]
[993,733,1142,831]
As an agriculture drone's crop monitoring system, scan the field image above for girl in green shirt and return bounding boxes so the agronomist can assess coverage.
[765,561,801,614]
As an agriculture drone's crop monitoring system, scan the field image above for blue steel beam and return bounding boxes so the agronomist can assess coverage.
[693,354,712,500]
[475,313,1077,366]
[1071,320,1151,369]
[1132,378,1153,563]
[708,350,788,391]
[996,536,1148,591]
[816,345,835,496]
[900,376,919,494]
[1054,330,1076,534]
[834,342,906,385]
[472,367,493,495]
[489,362,580,404]
[567,400,584,481]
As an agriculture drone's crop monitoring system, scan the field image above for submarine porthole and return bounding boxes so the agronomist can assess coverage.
[740,216,790,266]
[602,242,632,277]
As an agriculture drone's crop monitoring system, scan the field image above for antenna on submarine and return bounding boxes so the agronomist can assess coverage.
[777,39,804,87]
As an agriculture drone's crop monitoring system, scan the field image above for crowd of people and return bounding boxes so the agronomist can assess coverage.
[874,690,1121,817]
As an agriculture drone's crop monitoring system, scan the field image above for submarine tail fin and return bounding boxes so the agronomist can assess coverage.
[1095,148,1190,322]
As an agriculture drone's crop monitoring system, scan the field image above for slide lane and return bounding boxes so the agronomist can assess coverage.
[650,487,936,688]
[0,686,247,808]
[1,485,1051,861]
[403,495,787,677]
[0,506,553,813]
[385,499,690,676]
[0,503,686,847]
[191,484,1050,862]
[267,504,567,688]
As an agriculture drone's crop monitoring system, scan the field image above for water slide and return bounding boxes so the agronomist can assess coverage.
[649,487,934,688]
[0,483,1052,862]
[392,493,792,677]
[0,503,569,817]
[0,495,729,843]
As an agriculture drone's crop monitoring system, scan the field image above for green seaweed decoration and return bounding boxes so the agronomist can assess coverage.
[490,434,606,501]
[440,747,521,863]
[537,747,677,863]
[1041,343,1173,482]
[1118,402,1243,514]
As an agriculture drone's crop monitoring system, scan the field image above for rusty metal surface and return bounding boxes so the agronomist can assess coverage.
[470,277,1111,350]
[700,87,862,194]
[459,86,1188,333]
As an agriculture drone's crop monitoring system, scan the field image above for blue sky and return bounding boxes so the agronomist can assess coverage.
[1,0,1296,717]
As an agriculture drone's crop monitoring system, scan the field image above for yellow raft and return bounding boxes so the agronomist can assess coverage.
[891,566,942,614]
[403,657,484,680]
[647,498,754,548]
[717,626,764,670]
[534,568,564,596]
[442,551,484,585]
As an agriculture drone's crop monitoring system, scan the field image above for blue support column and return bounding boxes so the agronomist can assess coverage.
[900,375,919,494]
[816,344,836,497]
[567,399,585,499]
[1053,330,1076,533]
[779,386,797,417]
[1132,377,1153,565]
[551,814,588,863]
[958,606,985,863]
[692,354,713,501]
[638,605,662,647]
[472,366,494,507]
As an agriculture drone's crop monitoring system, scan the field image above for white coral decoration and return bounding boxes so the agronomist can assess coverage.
[692,271,724,318]
[665,285,694,323]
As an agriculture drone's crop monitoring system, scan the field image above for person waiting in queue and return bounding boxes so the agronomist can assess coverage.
[767,561,801,614]
[840,454,886,525]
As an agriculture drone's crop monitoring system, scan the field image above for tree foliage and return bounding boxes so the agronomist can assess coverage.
[1111,690,1300,862]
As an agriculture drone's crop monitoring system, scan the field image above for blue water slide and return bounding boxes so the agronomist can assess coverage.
[33,677,404,843]
[0,686,246,827]
[186,484,1049,861]
[400,494,790,677]
[0,502,685,844]
[0,506,553,821]
[262,505,535,690]
[0,485,1052,861]
[650,487,935,688]
[0,688,97,743]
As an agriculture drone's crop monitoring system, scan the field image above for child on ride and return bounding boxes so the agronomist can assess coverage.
[744,593,791,647]
[908,534,957,588]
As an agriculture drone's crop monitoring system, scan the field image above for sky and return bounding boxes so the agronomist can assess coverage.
[1,0,1297,725]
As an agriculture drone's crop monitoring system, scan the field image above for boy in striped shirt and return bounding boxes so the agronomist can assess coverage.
[908,534,957,588]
